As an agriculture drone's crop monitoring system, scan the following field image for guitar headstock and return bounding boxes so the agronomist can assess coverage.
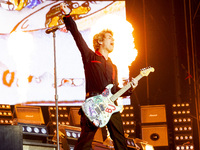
[140,66,155,77]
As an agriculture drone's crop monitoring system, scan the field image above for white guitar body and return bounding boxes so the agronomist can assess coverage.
[82,84,122,128]
[82,67,155,128]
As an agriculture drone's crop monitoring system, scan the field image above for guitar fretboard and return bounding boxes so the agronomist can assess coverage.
[110,74,143,102]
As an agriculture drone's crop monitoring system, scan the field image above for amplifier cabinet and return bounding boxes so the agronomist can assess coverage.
[14,105,44,125]
[23,143,56,150]
[141,124,168,147]
[69,107,81,127]
[23,145,56,150]
[140,105,166,124]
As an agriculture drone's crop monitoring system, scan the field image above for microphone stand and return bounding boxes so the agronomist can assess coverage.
[52,31,60,150]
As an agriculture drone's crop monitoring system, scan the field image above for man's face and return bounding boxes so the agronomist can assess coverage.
[101,33,114,53]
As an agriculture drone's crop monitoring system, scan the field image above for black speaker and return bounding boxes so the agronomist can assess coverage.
[0,125,23,150]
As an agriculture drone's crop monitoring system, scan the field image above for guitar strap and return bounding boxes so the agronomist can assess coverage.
[112,64,116,83]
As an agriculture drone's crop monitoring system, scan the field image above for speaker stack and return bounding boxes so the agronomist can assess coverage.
[0,125,23,150]
[140,105,169,150]
[13,105,56,150]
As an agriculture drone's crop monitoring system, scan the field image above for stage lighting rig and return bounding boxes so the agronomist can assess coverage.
[0,104,13,125]
[172,103,194,150]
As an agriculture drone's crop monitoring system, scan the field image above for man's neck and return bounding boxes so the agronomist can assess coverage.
[98,49,109,60]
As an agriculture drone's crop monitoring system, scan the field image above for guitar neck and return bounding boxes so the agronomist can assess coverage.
[110,74,143,102]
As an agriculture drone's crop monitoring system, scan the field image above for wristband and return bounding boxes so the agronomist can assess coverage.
[65,14,70,18]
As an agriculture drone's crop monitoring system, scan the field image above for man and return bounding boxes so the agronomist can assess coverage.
[60,3,138,150]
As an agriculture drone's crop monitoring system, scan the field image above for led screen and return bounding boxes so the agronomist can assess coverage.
[0,1,128,105]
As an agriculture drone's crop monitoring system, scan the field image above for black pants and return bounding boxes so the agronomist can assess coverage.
[74,109,128,150]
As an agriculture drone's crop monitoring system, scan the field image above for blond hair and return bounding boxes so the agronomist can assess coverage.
[93,29,113,51]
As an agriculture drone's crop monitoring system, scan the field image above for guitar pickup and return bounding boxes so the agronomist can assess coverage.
[99,104,105,111]
[95,107,101,114]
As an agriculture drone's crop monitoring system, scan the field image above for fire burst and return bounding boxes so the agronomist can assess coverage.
[7,31,34,103]
[90,14,138,87]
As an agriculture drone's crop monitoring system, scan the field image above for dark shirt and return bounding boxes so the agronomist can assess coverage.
[63,16,119,94]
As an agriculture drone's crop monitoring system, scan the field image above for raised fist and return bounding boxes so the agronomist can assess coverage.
[60,3,70,15]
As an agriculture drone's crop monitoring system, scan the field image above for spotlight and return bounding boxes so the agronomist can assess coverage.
[48,106,69,134]
[58,124,81,148]
[0,104,13,125]
[19,123,48,136]
[145,144,154,150]
[120,105,135,138]
[176,144,194,150]
[172,103,193,148]
[126,138,136,147]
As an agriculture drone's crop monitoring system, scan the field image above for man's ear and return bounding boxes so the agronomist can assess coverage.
[98,39,103,45]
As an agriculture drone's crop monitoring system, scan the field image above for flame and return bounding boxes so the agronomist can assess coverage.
[90,14,138,87]
[7,31,34,102]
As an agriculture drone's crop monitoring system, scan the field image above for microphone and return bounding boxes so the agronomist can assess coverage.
[45,26,59,34]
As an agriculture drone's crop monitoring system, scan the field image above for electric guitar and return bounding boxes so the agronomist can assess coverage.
[82,67,155,127]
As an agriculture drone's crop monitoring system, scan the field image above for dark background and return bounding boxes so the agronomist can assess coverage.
[125,0,200,149]
[126,0,200,106]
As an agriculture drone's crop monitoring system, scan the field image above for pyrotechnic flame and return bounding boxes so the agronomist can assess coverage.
[7,31,34,103]
[90,14,138,87]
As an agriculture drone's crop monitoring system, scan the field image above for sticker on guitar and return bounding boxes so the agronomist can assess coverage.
[102,88,109,97]
[105,104,116,113]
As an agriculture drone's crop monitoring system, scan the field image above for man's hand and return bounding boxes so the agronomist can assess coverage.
[60,3,70,15]
[130,78,138,89]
